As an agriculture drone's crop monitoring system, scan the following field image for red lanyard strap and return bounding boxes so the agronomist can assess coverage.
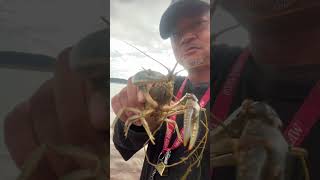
[162,126,184,153]
[283,81,320,146]
[211,48,320,146]
[161,78,188,152]
[211,48,250,126]
[162,78,210,153]
[176,78,188,100]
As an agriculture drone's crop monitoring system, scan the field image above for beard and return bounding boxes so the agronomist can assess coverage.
[181,57,209,70]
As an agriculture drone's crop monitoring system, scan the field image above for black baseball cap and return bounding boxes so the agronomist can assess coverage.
[159,0,210,39]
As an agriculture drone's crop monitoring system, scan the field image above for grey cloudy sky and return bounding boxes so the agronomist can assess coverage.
[110,0,177,79]
[110,1,249,79]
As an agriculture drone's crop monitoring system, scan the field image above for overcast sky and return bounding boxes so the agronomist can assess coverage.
[110,0,181,79]
[110,1,249,79]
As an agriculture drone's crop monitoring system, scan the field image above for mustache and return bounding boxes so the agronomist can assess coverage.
[182,44,202,52]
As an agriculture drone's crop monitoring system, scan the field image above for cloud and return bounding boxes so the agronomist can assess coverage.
[110,0,178,79]
[110,0,170,47]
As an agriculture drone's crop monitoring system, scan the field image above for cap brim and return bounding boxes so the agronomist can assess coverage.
[160,1,209,39]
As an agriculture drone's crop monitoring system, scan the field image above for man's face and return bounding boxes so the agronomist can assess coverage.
[170,11,210,70]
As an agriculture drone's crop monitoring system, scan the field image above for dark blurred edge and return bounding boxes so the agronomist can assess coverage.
[0,51,126,84]
[0,51,55,72]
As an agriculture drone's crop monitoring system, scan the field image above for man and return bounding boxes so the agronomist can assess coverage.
[212,1,320,179]
[4,30,108,179]
[111,0,210,179]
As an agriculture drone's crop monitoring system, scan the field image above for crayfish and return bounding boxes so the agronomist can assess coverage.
[211,100,310,180]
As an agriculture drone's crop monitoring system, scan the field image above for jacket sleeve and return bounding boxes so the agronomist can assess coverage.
[112,120,151,161]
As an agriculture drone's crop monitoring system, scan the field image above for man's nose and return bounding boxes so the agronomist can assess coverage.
[180,31,197,46]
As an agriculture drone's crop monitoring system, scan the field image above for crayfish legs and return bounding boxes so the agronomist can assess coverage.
[163,93,205,150]
[113,107,157,144]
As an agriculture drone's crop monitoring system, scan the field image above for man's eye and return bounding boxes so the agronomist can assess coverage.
[191,21,205,29]
[172,31,180,39]
[172,32,178,37]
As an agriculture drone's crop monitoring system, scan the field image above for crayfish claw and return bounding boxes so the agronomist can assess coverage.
[188,115,200,151]
[183,108,193,147]
[182,94,201,150]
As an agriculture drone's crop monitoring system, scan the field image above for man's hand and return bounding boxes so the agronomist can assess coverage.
[111,78,161,132]
[111,77,145,126]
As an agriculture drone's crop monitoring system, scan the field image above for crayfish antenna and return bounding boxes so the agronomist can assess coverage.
[121,40,171,74]
[170,62,178,74]
[120,39,184,79]
[167,61,179,80]
[174,69,186,76]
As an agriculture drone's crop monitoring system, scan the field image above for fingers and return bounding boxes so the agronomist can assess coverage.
[111,93,127,122]
[127,78,142,108]
[111,77,144,126]
[137,90,146,104]
[119,87,128,112]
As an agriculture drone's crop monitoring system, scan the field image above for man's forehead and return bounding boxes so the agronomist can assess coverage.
[175,13,209,26]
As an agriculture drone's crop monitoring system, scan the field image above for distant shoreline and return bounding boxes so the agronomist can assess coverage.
[110,78,127,84]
